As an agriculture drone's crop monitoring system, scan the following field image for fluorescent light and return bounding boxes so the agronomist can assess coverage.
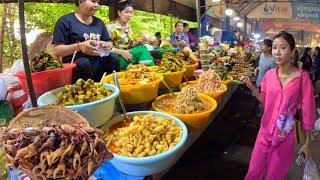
[237,22,243,27]
[211,0,220,2]
[234,16,240,21]
[225,8,233,16]
[254,34,260,39]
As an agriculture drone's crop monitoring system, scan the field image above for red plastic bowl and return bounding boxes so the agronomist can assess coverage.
[15,63,76,98]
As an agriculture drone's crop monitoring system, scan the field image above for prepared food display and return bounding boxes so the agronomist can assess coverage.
[119,64,158,85]
[177,47,197,65]
[154,86,212,114]
[104,114,182,157]
[211,61,229,81]
[197,69,224,93]
[56,78,112,106]
[156,52,184,73]
[30,51,63,73]
[0,124,112,179]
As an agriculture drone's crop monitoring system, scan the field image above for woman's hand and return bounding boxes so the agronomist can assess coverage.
[298,143,312,160]
[254,68,259,76]
[78,40,99,56]
[120,49,133,62]
[241,76,255,90]
[102,41,113,50]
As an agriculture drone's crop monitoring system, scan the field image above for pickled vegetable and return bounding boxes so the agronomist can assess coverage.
[56,79,112,106]
[30,51,63,72]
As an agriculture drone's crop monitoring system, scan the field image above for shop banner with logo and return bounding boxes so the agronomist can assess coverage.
[247,2,292,19]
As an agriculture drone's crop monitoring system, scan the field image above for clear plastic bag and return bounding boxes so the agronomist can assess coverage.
[303,159,320,180]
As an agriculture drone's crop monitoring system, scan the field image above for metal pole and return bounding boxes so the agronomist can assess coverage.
[18,0,37,107]
[196,0,201,38]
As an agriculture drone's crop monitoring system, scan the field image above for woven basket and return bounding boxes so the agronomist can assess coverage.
[6,106,97,179]
[8,105,89,129]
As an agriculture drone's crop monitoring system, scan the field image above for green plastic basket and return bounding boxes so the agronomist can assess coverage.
[0,100,14,126]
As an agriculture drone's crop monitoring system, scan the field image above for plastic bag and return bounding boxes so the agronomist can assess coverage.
[303,159,320,180]
[0,78,7,100]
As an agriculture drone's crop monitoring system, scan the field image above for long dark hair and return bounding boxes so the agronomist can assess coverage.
[273,31,295,50]
[116,0,133,12]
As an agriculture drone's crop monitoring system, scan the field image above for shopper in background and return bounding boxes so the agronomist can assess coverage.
[183,23,196,51]
[313,47,320,82]
[52,0,119,82]
[251,39,276,118]
[242,31,315,180]
[107,0,154,70]
[299,47,313,72]
[255,39,277,87]
[203,24,215,37]
[154,32,162,48]
[170,21,189,49]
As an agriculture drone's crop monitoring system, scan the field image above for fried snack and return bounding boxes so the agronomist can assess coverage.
[119,64,157,85]
[56,78,112,106]
[0,124,112,179]
[104,114,182,157]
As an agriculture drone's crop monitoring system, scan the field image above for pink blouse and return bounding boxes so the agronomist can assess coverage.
[260,67,315,138]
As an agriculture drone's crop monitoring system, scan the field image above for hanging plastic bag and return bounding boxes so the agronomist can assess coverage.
[0,78,7,100]
[303,159,320,180]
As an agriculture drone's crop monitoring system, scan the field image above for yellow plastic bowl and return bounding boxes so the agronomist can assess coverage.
[152,93,217,130]
[160,69,186,88]
[103,72,163,104]
[184,62,199,77]
[221,76,233,87]
[179,81,228,103]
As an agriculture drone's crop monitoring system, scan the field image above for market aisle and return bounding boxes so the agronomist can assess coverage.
[162,86,320,180]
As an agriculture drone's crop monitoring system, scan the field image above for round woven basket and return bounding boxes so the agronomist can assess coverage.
[6,106,96,179]
[8,105,89,129]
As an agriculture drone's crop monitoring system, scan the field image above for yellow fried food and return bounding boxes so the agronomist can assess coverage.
[104,114,182,157]
[118,64,157,85]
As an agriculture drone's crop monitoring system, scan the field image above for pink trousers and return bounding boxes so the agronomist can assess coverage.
[245,130,296,180]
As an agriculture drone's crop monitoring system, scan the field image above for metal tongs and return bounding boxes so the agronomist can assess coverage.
[112,71,131,121]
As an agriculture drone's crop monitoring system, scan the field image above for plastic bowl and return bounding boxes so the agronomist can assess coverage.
[15,64,76,98]
[159,69,186,88]
[152,93,217,130]
[109,111,188,176]
[184,62,199,77]
[103,72,163,105]
[37,83,119,127]
[221,76,233,87]
[179,81,228,103]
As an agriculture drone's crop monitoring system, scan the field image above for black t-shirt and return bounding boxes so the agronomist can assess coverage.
[52,13,110,62]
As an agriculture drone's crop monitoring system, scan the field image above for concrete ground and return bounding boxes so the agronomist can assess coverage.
[161,85,320,180]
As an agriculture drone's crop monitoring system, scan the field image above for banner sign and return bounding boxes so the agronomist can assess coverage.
[291,3,320,22]
[247,2,292,19]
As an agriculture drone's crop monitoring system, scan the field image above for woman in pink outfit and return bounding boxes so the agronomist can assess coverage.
[242,31,316,180]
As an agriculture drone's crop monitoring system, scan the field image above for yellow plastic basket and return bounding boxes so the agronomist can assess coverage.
[103,72,163,104]
[179,81,228,103]
[159,69,186,88]
[152,93,217,130]
[221,76,233,87]
[184,62,199,77]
